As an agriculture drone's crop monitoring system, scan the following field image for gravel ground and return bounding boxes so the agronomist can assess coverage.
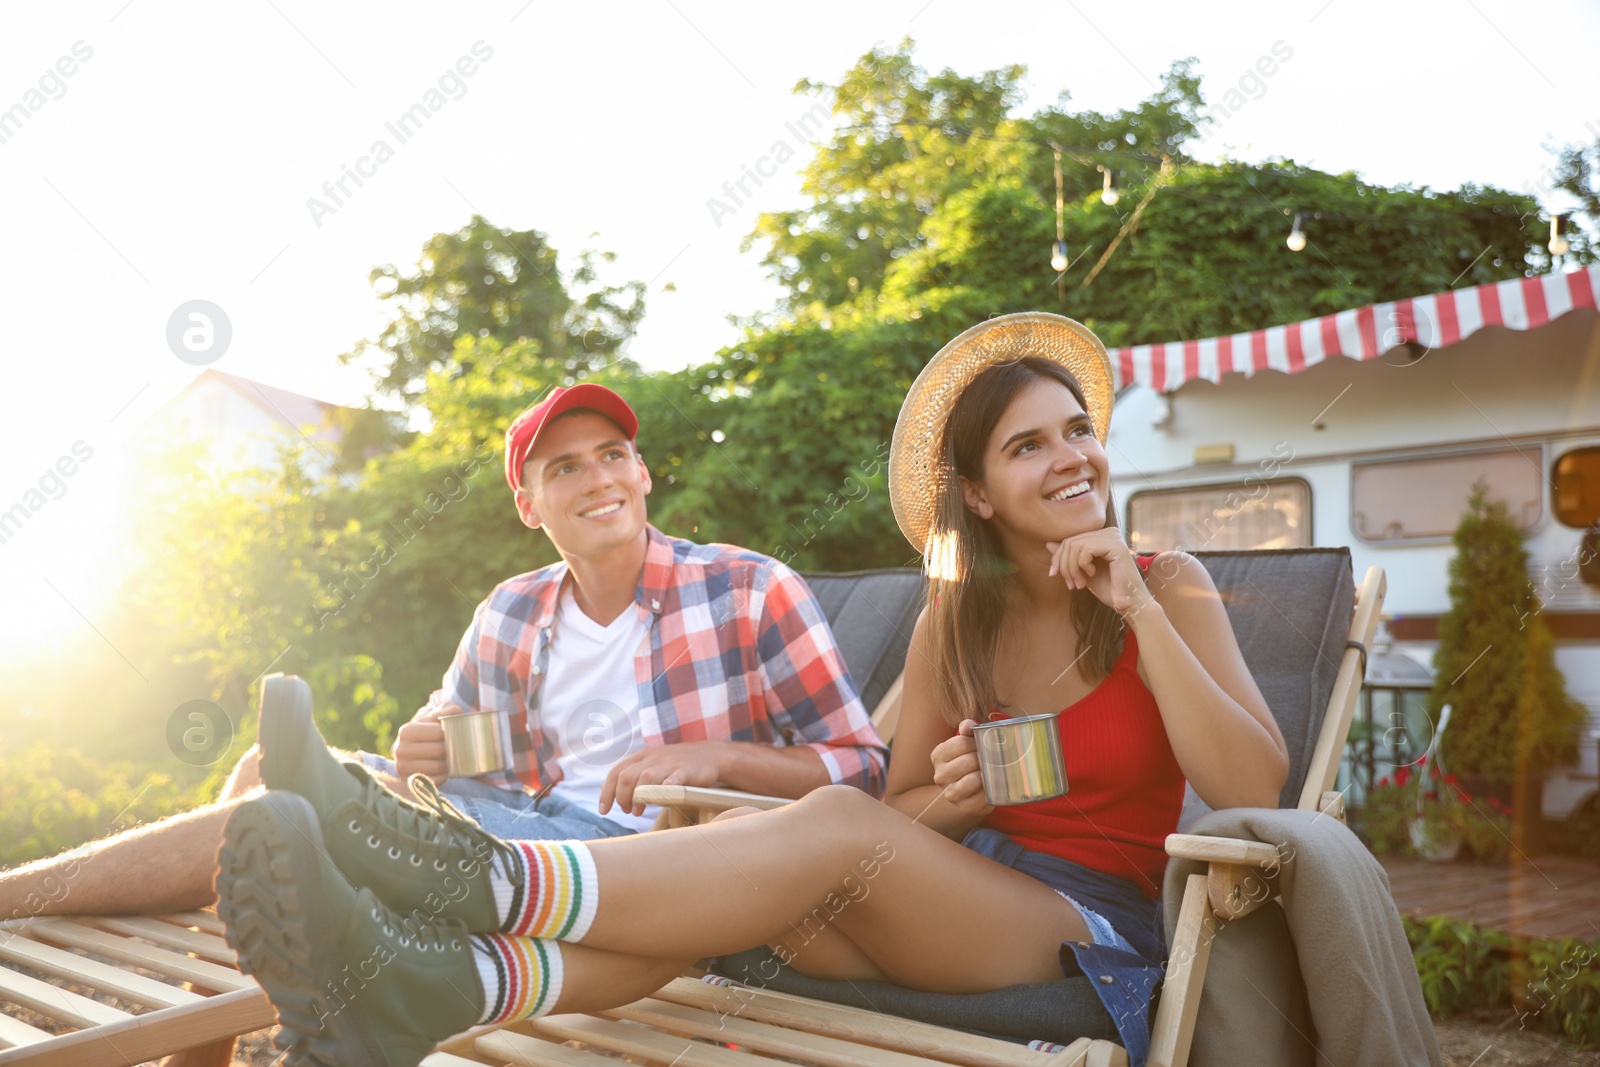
[1434,1011,1600,1067]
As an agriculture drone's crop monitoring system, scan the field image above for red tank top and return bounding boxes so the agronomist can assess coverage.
[978,554,1185,899]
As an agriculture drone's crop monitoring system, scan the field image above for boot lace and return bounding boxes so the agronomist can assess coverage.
[346,773,523,889]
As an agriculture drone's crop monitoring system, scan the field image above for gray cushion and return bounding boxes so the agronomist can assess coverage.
[799,569,924,715]
[711,947,1117,1046]
[1180,549,1356,826]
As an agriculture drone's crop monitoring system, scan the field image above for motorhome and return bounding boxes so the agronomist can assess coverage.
[1104,266,1600,829]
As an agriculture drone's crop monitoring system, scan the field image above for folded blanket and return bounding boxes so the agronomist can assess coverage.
[1161,807,1442,1067]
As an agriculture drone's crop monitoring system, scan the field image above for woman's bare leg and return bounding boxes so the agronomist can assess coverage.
[581,786,1090,992]
[553,948,696,1013]
[706,803,888,980]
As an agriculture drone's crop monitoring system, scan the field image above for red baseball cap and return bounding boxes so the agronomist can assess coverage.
[504,384,639,492]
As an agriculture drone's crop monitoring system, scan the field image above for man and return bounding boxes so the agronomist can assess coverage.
[366,381,887,837]
[0,383,885,1064]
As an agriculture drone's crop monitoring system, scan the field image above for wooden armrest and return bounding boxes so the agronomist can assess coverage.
[633,784,792,813]
[1164,833,1283,868]
[1166,833,1288,925]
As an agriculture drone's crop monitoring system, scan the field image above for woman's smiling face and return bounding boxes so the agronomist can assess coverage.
[959,378,1110,548]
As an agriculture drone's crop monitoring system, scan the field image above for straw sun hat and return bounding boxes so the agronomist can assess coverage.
[887,312,1115,554]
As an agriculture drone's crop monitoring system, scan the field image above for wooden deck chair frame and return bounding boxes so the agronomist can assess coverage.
[0,562,1381,1067]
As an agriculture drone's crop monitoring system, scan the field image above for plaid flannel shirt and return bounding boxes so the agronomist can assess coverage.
[433,525,887,797]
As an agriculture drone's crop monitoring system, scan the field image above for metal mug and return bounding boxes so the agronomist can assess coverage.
[970,712,1068,806]
[439,710,512,778]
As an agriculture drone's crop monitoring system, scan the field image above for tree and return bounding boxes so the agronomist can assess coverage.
[747,42,1205,313]
[1551,129,1600,236]
[647,42,1574,573]
[341,216,645,402]
[1430,482,1586,785]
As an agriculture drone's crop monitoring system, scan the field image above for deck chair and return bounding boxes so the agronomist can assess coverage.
[0,568,926,1066]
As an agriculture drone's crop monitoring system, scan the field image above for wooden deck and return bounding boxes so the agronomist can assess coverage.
[1379,854,1600,940]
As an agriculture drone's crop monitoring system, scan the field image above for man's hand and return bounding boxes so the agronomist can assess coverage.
[394,701,453,784]
[599,742,729,817]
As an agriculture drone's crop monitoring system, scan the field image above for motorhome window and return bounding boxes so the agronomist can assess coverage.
[1554,447,1600,528]
[1351,449,1542,542]
[1126,479,1310,552]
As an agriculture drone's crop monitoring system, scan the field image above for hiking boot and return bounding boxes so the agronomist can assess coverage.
[256,672,522,932]
[216,790,484,1067]
[321,772,519,933]
[256,673,365,817]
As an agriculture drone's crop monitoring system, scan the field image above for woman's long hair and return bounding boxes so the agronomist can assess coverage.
[923,357,1129,726]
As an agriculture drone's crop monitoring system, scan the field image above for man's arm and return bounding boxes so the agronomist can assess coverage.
[599,562,887,817]
[598,741,827,817]
[751,562,889,792]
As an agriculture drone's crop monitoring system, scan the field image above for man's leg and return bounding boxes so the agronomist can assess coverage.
[0,746,271,919]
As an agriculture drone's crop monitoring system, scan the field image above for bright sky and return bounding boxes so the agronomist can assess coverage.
[1,0,1597,663]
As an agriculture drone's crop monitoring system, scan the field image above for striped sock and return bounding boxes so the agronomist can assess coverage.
[472,935,563,1024]
[490,840,600,940]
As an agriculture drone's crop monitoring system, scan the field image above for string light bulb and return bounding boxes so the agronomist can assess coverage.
[1549,215,1570,257]
[1098,165,1119,206]
[1051,240,1070,273]
[1286,212,1308,252]
[1050,144,1069,282]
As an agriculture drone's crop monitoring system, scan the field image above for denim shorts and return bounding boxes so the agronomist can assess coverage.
[358,753,636,842]
[961,827,1165,964]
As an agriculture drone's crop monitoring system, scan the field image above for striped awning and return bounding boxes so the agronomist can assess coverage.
[1111,265,1600,391]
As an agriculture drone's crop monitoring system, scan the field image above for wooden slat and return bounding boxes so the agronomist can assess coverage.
[0,935,201,1010]
[632,785,791,814]
[0,1013,53,1052]
[0,965,131,1029]
[422,1053,499,1067]
[609,995,987,1067]
[1205,864,1277,923]
[158,911,225,936]
[0,986,274,1067]
[23,921,253,992]
[526,1014,764,1067]
[1084,1043,1128,1067]
[84,918,235,964]
[1147,875,1215,1067]
[1298,565,1385,810]
[1162,835,1282,868]
[869,672,905,740]
[476,1027,685,1067]
[654,978,1062,1067]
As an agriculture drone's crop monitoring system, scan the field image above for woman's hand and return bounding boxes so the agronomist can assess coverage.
[1046,527,1157,619]
[931,720,994,817]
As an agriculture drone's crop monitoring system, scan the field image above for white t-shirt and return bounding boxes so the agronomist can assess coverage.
[537,584,659,832]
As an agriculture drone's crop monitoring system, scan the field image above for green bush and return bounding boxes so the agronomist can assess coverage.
[1403,915,1600,1048]
[1430,482,1587,783]
[0,743,200,869]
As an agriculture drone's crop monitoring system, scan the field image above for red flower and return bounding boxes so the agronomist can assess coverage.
[1394,766,1412,787]
[1418,755,1429,765]
[1454,788,1471,803]
[1443,774,1458,786]
[1376,776,1391,788]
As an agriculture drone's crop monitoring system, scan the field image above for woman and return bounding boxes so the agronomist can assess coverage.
[217,313,1289,1067]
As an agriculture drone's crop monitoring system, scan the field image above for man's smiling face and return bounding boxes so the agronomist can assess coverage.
[514,410,651,557]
